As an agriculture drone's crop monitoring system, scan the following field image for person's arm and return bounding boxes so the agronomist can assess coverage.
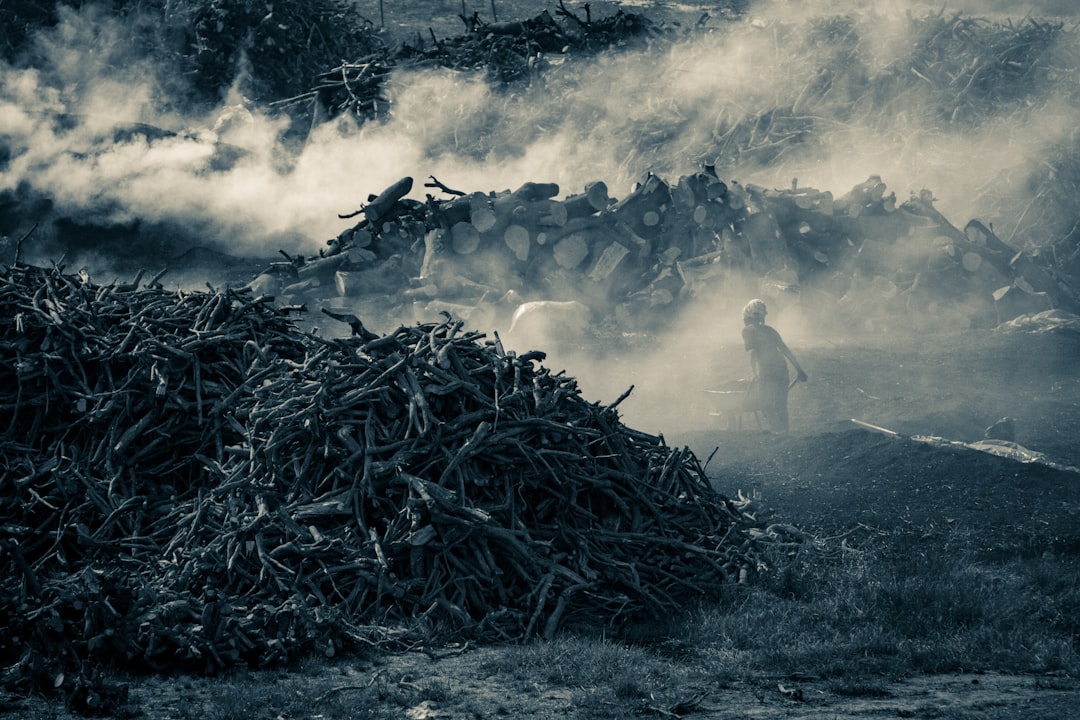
[742,326,763,379]
[777,335,808,381]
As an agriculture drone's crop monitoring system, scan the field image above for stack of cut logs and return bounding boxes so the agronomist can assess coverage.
[0,263,801,694]
[270,169,1079,334]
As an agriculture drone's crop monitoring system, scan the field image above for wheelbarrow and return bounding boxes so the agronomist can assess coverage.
[703,378,763,430]
[704,376,802,430]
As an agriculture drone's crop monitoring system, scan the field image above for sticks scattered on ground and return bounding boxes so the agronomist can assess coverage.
[0,263,799,696]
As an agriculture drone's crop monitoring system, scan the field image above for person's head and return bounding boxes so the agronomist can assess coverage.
[742,298,767,325]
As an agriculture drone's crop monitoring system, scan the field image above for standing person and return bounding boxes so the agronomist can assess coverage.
[741,298,807,432]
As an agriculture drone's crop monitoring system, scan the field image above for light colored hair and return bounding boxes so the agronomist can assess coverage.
[742,298,767,324]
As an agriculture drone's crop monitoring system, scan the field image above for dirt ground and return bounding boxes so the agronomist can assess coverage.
[682,325,1080,544]
[100,650,1080,720]
[7,649,1075,720]
[4,323,1079,719]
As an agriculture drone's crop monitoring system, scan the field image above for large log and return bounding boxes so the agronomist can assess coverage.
[535,215,607,247]
[433,194,474,227]
[563,181,611,219]
[296,252,350,282]
[536,200,568,227]
[552,232,590,270]
[504,223,531,261]
[835,175,889,217]
[450,221,482,254]
[587,240,632,282]
[613,173,671,238]
[512,181,560,201]
[963,219,1017,276]
[420,227,450,282]
[470,194,499,233]
[363,176,414,225]
[334,256,406,296]
[739,206,797,277]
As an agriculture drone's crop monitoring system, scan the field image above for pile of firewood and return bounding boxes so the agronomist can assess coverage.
[267,167,1080,338]
[275,4,668,122]
[0,262,799,693]
[188,0,388,107]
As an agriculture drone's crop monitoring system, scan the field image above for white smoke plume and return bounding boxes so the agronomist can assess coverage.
[1,0,1077,433]
[3,2,1075,249]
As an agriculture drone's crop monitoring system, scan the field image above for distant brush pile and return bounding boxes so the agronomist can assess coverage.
[0,263,799,694]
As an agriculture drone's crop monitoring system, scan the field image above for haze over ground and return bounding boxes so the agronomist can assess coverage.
[2,0,1077,432]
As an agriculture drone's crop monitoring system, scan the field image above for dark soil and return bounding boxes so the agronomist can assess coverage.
[702,428,1080,552]
[680,326,1080,555]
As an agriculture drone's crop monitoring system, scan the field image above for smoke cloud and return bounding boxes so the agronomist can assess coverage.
[4,2,1076,247]
[1,0,1077,434]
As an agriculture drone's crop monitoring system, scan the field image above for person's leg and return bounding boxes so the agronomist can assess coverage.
[761,378,788,432]
[774,386,790,432]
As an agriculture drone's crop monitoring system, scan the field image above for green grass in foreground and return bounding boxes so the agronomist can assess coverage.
[677,542,1080,681]
[7,535,1078,719]
[465,536,1080,718]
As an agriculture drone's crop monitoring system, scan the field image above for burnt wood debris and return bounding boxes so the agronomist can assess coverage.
[0,262,801,696]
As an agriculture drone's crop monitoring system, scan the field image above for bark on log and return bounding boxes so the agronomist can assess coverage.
[563,181,610,219]
[297,253,350,282]
[613,173,671,238]
[335,257,405,296]
[512,181,560,202]
[536,215,606,247]
[435,195,474,227]
[964,219,1016,259]
[420,227,450,281]
[364,176,414,225]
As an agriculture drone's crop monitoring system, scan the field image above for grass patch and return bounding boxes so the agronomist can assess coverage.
[8,538,1077,719]
[479,534,1079,712]
[484,633,672,692]
[477,635,682,719]
[676,537,1080,680]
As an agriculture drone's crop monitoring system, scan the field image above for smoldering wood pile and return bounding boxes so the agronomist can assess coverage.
[261,10,1080,331]
[263,168,1080,337]
[0,263,798,693]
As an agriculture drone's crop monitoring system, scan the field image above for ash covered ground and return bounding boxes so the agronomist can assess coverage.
[684,326,1080,548]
